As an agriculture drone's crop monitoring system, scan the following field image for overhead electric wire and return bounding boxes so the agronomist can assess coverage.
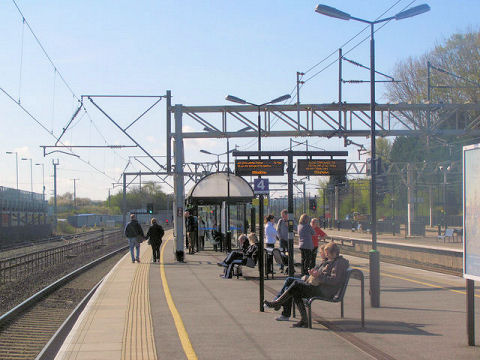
[11,0,79,102]
[7,0,133,179]
[1,84,115,180]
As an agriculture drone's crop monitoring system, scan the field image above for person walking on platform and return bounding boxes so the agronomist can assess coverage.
[298,214,315,276]
[124,214,145,263]
[146,218,164,263]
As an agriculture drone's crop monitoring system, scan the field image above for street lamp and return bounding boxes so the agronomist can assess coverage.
[225,94,291,152]
[315,3,430,308]
[35,163,45,201]
[6,151,18,190]
[225,93,291,312]
[203,126,250,172]
[21,157,33,193]
[199,149,222,171]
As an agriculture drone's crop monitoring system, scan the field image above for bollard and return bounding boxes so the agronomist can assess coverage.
[437,224,441,236]
[369,249,380,308]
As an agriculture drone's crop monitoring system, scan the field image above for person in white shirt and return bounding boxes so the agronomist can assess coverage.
[264,214,278,249]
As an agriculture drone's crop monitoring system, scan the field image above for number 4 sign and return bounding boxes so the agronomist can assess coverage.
[253,178,269,195]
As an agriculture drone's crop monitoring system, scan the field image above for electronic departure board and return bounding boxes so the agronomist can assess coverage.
[297,159,346,176]
[235,159,285,176]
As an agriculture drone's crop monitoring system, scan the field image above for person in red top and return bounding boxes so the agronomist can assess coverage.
[311,218,327,268]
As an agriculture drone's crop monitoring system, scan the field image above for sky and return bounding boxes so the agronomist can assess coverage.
[1,0,479,201]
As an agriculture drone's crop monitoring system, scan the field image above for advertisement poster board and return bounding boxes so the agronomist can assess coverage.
[463,144,480,281]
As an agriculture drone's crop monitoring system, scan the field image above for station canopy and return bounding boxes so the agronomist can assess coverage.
[186,172,254,205]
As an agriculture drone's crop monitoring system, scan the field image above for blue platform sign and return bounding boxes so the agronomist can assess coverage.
[253,178,269,195]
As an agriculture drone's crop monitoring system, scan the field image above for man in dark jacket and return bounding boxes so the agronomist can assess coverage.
[185,211,197,254]
[264,242,349,328]
[146,218,165,263]
[124,214,145,263]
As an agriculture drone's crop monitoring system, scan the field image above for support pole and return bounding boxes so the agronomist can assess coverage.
[467,279,475,346]
[174,104,185,262]
[407,163,414,236]
[52,159,59,231]
[258,193,265,311]
[122,173,127,227]
[287,153,295,277]
[166,90,172,174]
[369,23,380,308]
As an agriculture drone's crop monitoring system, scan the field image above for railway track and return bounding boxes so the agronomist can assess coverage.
[0,247,127,360]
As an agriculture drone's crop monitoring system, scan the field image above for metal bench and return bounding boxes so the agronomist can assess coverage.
[437,228,454,243]
[305,268,365,329]
[232,257,257,279]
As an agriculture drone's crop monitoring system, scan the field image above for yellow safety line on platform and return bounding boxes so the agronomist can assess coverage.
[381,271,480,298]
[160,238,198,360]
[354,265,480,298]
[122,246,158,360]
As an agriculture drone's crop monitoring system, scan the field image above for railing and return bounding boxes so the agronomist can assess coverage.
[0,230,124,284]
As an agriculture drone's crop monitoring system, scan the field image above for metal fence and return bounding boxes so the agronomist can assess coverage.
[0,230,124,284]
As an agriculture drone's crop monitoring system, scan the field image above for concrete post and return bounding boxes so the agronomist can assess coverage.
[407,163,414,236]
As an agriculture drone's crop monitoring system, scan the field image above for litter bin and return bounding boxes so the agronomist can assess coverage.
[410,222,425,236]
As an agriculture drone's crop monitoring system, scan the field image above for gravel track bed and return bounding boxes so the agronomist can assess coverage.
[0,251,125,360]
[0,240,127,315]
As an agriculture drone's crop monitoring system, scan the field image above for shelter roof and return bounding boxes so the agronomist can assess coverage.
[187,172,254,205]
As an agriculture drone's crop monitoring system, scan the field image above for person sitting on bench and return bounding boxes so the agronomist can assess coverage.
[218,233,258,278]
[264,242,349,328]
[274,244,327,303]
[217,234,249,266]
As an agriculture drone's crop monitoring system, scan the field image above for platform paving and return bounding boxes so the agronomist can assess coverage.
[54,230,479,359]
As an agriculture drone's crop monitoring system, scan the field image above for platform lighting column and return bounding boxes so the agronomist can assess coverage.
[315,3,430,307]
[35,163,45,201]
[6,151,19,190]
[226,93,291,312]
[21,157,33,194]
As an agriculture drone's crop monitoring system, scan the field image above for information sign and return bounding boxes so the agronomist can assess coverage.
[235,159,284,176]
[297,159,346,176]
[253,178,269,195]
[463,144,480,281]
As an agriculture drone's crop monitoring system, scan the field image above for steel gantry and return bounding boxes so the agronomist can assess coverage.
[168,100,480,259]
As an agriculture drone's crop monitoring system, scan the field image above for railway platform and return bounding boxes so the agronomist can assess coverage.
[52,230,480,360]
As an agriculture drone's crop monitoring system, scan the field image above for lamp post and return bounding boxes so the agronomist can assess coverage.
[200,149,222,171]
[226,93,291,312]
[35,163,45,201]
[6,151,18,190]
[21,157,33,193]
[315,3,430,308]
